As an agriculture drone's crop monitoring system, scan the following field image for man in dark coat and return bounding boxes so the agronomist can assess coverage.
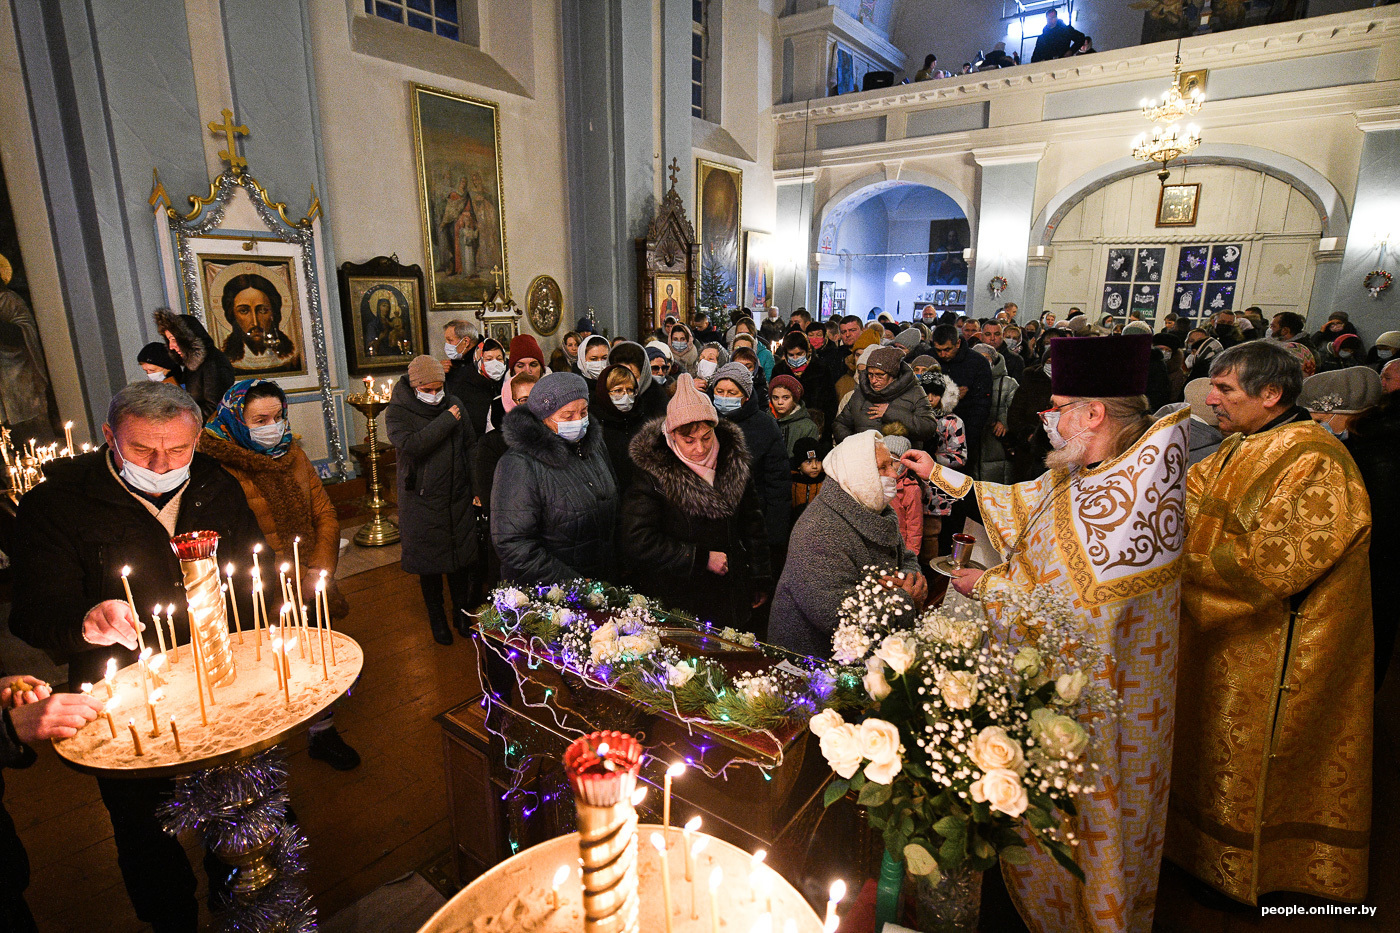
[772,332,838,437]
[1005,358,1054,481]
[387,356,480,644]
[9,380,264,932]
[980,320,1025,382]
[492,372,619,584]
[1030,7,1085,62]
[708,363,791,550]
[931,324,993,466]
[622,401,771,630]
[154,307,235,421]
[758,307,786,345]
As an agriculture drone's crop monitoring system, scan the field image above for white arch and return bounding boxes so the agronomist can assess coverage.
[1031,144,1349,246]
[816,169,976,255]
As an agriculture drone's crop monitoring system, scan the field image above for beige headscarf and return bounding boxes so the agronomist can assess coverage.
[823,430,888,511]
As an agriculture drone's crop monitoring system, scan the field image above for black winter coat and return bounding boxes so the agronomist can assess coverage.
[9,449,265,686]
[154,309,235,421]
[386,378,479,575]
[445,358,503,438]
[772,357,838,438]
[622,419,771,629]
[491,407,618,584]
[717,391,791,546]
[592,377,650,491]
[937,340,993,443]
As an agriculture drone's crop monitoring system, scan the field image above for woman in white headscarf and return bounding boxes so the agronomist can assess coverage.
[769,430,927,658]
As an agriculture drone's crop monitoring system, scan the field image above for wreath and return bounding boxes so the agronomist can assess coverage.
[988,275,1009,298]
[1364,270,1393,298]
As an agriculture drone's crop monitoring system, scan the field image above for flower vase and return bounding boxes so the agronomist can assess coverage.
[911,864,982,933]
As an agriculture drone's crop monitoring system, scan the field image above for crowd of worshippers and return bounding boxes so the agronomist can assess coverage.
[909,8,1096,84]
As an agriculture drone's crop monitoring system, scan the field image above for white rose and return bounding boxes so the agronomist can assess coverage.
[968,726,1027,776]
[667,661,695,687]
[936,669,979,710]
[922,614,980,649]
[1055,670,1089,704]
[819,724,864,779]
[618,633,658,658]
[858,719,902,765]
[875,634,919,676]
[500,588,529,610]
[555,608,577,628]
[1029,709,1090,761]
[586,593,606,609]
[545,586,566,604]
[970,768,1029,817]
[864,754,903,785]
[808,708,846,740]
[831,623,871,664]
[1012,647,1041,679]
[863,657,892,701]
[630,594,649,609]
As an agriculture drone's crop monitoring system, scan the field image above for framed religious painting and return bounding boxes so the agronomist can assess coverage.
[336,255,428,375]
[743,231,773,309]
[653,274,689,324]
[818,280,835,321]
[195,251,308,378]
[1157,183,1200,227]
[695,159,742,311]
[410,83,508,309]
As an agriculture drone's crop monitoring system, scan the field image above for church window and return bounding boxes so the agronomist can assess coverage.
[365,0,460,41]
[1172,244,1240,323]
[692,1,708,118]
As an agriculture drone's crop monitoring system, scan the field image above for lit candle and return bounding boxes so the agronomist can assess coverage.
[277,563,291,612]
[709,867,722,933]
[137,648,153,709]
[683,816,702,881]
[103,659,116,699]
[824,879,846,932]
[225,565,243,642]
[549,864,569,910]
[104,701,117,738]
[271,630,285,690]
[148,653,166,689]
[631,786,648,808]
[166,607,179,663]
[320,574,337,666]
[119,566,146,653]
[252,581,264,660]
[663,761,686,830]
[170,717,181,754]
[292,537,307,642]
[127,719,144,756]
[63,421,73,456]
[689,836,709,919]
[315,577,329,681]
[189,628,208,726]
[281,638,294,706]
[651,832,674,933]
[152,605,167,657]
[750,850,766,905]
[80,682,93,697]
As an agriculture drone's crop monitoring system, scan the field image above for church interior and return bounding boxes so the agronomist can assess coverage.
[0,0,1397,930]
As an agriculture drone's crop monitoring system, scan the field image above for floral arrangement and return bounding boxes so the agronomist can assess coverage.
[476,580,864,736]
[816,568,1118,883]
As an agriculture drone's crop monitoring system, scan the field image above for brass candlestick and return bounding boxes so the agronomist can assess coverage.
[346,395,400,547]
[565,732,643,933]
[171,531,236,689]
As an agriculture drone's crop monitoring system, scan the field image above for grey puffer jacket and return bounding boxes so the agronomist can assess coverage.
[769,480,920,659]
[491,406,618,584]
[385,378,480,575]
[977,351,1019,484]
[833,364,939,446]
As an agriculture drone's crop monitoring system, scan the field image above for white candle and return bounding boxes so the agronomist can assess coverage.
[663,761,686,830]
[750,850,767,905]
[689,835,709,919]
[708,866,722,933]
[824,879,846,932]
[549,864,569,910]
[152,606,167,657]
[683,816,702,881]
[103,659,117,700]
[315,577,329,680]
[292,537,308,639]
[651,833,674,933]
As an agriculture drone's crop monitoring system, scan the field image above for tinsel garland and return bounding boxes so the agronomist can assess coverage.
[158,750,317,933]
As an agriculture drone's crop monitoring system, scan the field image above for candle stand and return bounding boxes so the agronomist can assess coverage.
[346,394,399,547]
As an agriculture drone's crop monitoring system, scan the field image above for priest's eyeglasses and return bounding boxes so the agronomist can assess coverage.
[1037,401,1086,424]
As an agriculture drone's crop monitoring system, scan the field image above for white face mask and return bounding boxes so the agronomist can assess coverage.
[145,370,168,382]
[483,359,507,380]
[556,415,588,441]
[582,359,607,379]
[248,420,286,450]
[696,359,718,379]
[880,475,899,502]
[416,389,445,406]
[119,456,191,496]
[653,371,668,385]
[1378,348,1394,359]
[445,341,461,360]
[1043,407,1087,450]
[610,393,635,412]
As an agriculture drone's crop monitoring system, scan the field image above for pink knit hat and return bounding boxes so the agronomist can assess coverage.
[664,373,717,433]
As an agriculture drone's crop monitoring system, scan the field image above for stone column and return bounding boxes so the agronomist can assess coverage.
[970,143,1046,319]
[1332,107,1400,340]
[1022,247,1053,323]
[1307,238,1346,330]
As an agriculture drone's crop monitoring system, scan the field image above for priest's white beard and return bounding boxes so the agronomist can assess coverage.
[1044,433,1090,472]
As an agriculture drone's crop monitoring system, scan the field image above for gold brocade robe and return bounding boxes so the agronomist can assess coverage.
[929,405,1189,933]
[1167,419,1373,905]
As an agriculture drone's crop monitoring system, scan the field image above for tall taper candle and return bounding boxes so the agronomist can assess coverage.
[152,606,167,657]
[315,578,329,680]
[225,565,243,642]
[119,567,146,653]
[709,867,722,933]
[663,762,686,830]
[651,833,675,933]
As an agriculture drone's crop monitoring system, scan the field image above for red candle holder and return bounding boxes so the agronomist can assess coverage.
[564,731,643,807]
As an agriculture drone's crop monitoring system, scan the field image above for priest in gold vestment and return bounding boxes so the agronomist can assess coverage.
[905,334,1187,933]
[1167,341,1373,905]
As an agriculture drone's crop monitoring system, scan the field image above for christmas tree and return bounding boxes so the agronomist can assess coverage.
[698,245,735,312]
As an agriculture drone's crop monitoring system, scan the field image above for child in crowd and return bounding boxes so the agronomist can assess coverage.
[790,436,828,524]
[910,354,939,378]
[879,433,926,557]
[769,374,818,456]
[921,372,968,561]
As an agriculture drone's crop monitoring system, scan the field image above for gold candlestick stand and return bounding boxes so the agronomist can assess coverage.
[346,395,399,547]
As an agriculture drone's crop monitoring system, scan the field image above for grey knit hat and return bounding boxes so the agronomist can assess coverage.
[880,434,911,458]
[892,328,921,351]
[1298,366,1382,415]
[710,362,753,398]
[527,372,589,418]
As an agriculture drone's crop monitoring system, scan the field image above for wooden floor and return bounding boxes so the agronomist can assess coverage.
[5,559,1397,931]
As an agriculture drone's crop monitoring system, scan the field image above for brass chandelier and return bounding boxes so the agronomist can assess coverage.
[1132,45,1203,182]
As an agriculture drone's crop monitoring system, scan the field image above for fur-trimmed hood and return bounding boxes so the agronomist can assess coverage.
[154,307,214,371]
[197,430,315,544]
[501,403,606,469]
[628,417,750,520]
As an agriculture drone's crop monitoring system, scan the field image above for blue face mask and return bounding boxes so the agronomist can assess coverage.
[713,396,742,415]
[787,356,808,369]
[556,416,588,441]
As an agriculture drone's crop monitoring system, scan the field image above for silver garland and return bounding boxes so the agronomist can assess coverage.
[158,750,317,933]
[172,170,348,478]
